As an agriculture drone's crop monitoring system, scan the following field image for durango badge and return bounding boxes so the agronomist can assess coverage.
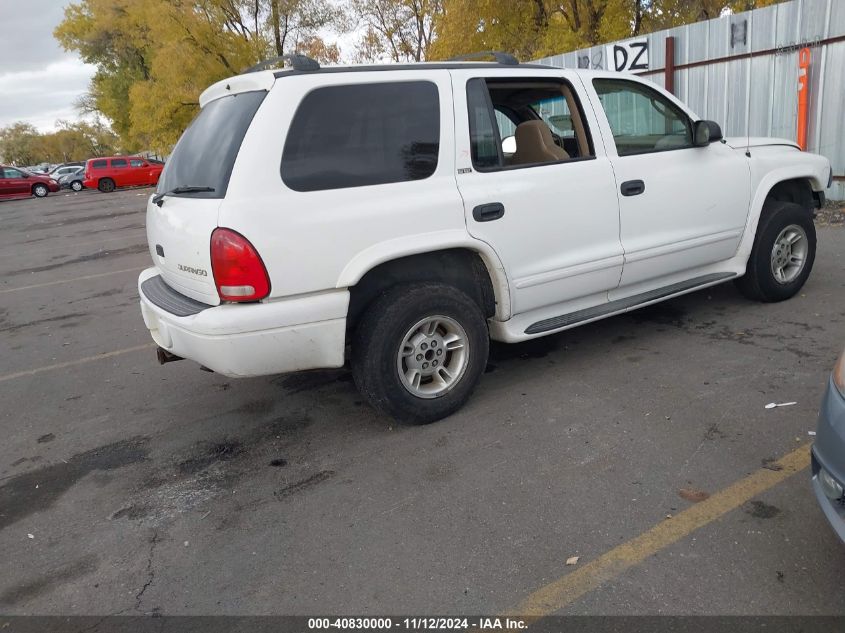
[177,264,208,277]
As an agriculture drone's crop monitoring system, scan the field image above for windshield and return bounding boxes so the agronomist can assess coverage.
[157,90,266,199]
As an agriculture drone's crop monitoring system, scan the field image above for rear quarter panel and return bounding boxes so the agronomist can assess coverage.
[219,70,468,300]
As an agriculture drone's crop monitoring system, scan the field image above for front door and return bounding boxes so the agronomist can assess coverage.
[586,77,751,291]
[0,168,29,198]
[451,69,623,318]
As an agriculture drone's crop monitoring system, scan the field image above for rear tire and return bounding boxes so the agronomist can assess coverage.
[98,178,115,193]
[32,183,48,198]
[71,180,83,192]
[351,282,489,424]
[734,201,816,302]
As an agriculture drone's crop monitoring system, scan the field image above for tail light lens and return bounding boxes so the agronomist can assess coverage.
[210,228,270,302]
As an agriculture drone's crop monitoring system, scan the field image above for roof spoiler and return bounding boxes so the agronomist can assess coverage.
[244,54,320,74]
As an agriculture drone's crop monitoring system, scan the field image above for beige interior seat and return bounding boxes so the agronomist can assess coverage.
[511,121,569,165]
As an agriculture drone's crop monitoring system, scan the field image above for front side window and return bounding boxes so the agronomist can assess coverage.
[130,159,145,167]
[281,81,440,192]
[3,168,22,178]
[593,78,692,156]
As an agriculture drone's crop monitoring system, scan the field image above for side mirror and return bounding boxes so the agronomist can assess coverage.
[693,120,723,146]
[502,135,516,154]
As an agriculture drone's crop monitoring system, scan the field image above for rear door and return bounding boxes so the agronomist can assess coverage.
[110,158,129,186]
[450,68,623,317]
[1,168,28,197]
[146,88,269,305]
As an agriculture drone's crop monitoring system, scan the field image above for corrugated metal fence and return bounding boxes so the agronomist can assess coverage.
[535,0,845,200]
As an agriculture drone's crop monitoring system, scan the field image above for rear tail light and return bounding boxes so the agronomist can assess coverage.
[210,228,270,302]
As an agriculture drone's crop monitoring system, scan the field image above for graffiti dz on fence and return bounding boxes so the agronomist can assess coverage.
[607,39,649,72]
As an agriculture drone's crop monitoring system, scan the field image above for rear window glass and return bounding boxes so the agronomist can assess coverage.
[281,81,440,192]
[157,90,266,199]
[112,159,127,168]
[92,160,107,169]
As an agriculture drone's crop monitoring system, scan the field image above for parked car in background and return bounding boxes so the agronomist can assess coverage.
[0,165,59,199]
[49,162,84,179]
[812,345,845,542]
[57,166,85,191]
[83,156,164,192]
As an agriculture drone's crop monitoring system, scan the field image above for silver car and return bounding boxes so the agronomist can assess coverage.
[812,346,845,541]
[57,166,85,191]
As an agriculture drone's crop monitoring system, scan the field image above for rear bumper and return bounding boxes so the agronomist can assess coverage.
[138,267,349,377]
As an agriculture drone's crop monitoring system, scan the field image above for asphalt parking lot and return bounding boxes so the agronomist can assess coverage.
[0,188,844,616]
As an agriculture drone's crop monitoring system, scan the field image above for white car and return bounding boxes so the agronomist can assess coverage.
[139,53,831,424]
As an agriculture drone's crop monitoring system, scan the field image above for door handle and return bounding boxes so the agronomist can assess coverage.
[620,180,645,196]
[473,202,505,222]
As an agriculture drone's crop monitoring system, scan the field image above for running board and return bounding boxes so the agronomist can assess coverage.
[524,272,737,335]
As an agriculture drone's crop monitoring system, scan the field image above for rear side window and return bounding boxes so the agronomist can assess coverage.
[91,160,107,169]
[157,90,266,199]
[111,159,128,168]
[281,81,440,192]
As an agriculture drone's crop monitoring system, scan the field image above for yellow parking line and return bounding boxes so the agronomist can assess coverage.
[0,268,142,294]
[0,344,155,384]
[509,443,811,617]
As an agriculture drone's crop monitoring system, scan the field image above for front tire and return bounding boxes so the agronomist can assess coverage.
[734,201,816,302]
[351,283,489,424]
[71,180,83,192]
[32,183,48,198]
[98,178,115,193]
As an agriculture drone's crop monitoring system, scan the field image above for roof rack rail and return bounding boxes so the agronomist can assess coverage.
[245,54,320,74]
[447,51,519,65]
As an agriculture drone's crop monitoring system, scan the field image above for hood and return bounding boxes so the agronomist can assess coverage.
[723,137,800,151]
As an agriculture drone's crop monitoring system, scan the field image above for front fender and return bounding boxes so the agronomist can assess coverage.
[336,229,513,321]
[736,153,831,262]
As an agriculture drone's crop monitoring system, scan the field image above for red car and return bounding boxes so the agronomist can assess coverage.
[82,156,164,193]
[0,165,60,200]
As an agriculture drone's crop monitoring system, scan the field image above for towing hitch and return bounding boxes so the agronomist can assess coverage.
[156,347,184,365]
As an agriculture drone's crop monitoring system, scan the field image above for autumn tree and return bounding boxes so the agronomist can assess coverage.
[430,0,788,61]
[351,0,443,62]
[0,120,119,165]
[55,0,343,151]
[266,0,340,58]
[0,123,43,165]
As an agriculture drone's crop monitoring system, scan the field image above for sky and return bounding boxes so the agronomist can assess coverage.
[0,0,361,134]
[0,0,96,132]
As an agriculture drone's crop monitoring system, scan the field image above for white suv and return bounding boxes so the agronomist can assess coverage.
[139,53,831,424]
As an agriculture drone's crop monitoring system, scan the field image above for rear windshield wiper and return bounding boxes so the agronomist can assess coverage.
[152,186,215,207]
